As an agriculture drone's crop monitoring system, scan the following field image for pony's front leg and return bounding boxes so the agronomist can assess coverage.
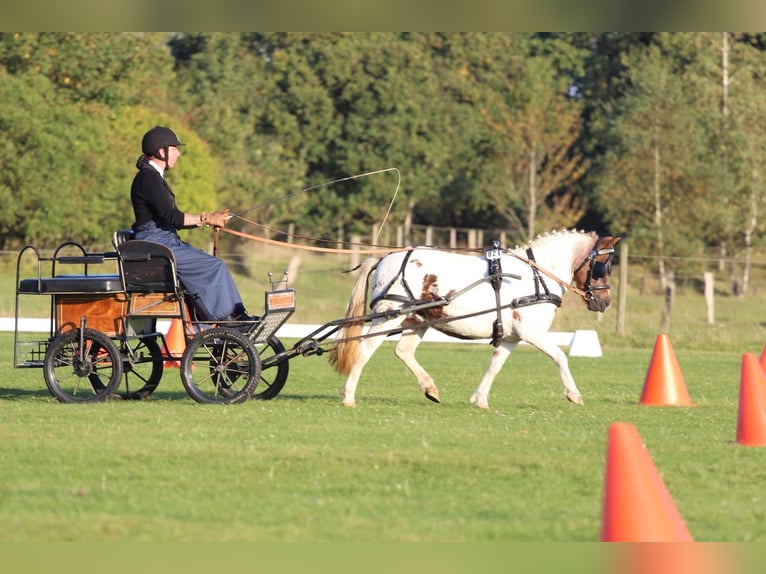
[470,340,516,409]
[395,323,440,403]
[524,334,584,405]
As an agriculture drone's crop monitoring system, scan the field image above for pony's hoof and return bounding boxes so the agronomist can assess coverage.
[341,400,357,408]
[424,388,441,403]
[566,393,584,405]
[469,395,489,409]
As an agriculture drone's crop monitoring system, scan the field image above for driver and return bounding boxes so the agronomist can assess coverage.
[130,125,254,323]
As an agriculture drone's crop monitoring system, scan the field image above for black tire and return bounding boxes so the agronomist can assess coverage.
[43,328,123,403]
[251,336,289,400]
[118,336,164,399]
[180,328,261,404]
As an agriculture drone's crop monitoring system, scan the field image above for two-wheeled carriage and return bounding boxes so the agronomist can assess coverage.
[13,231,294,404]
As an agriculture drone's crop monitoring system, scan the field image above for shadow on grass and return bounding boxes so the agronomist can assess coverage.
[0,387,53,401]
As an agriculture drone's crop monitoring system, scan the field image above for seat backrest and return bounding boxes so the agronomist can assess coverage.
[118,240,178,293]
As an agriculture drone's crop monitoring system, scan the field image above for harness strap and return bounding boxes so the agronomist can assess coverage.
[487,241,504,347]
[370,249,417,309]
[511,249,562,309]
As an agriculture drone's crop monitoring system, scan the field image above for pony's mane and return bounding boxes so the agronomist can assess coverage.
[509,229,597,255]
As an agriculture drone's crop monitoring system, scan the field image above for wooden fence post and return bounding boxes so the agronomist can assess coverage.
[350,234,361,269]
[617,242,628,336]
[660,270,675,332]
[704,271,715,325]
[337,225,344,261]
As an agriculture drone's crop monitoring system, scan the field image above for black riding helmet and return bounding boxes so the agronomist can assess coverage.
[141,126,184,168]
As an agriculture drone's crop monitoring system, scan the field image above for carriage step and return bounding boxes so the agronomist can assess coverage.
[15,339,49,368]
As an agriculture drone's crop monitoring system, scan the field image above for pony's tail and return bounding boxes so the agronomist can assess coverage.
[328,256,381,375]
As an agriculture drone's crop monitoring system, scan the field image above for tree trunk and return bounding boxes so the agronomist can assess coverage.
[527,146,537,242]
[742,149,759,296]
[653,130,667,291]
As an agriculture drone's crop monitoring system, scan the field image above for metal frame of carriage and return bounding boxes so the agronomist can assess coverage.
[13,230,296,404]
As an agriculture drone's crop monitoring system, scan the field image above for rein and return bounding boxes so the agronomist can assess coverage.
[218,226,408,255]
[507,251,592,301]
[216,225,606,303]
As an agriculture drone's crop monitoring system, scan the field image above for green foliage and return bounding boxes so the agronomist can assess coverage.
[4,31,766,280]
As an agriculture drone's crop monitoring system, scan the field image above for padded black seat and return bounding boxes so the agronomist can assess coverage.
[118,240,178,293]
[18,275,123,294]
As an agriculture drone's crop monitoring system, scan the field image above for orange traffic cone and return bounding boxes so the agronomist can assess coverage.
[619,542,730,574]
[639,333,694,406]
[758,343,766,372]
[736,353,766,446]
[601,422,693,542]
[163,318,186,368]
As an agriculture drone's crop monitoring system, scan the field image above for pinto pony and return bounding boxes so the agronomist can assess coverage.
[329,229,620,408]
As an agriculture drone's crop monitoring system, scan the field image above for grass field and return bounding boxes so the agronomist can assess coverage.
[3,248,766,544]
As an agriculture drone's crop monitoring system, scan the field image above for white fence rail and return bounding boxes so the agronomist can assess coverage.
[3,318,602,357]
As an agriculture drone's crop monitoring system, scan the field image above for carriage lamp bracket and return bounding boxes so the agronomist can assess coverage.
[268,270,290,291]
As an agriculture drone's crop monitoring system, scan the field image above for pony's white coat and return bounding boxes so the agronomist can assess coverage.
[330,230,617,408]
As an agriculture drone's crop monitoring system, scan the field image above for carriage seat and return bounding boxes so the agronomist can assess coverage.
[117,239,180,294]
[18,274,123,294]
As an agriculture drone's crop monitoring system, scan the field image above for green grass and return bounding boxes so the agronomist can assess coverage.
[1,332,765,542]
[4,248,766,542]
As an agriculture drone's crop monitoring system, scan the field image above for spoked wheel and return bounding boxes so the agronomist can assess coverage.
[43,328,123,403]
[180,327,261,404]
[117,336,164,400]
[251,336,289,400]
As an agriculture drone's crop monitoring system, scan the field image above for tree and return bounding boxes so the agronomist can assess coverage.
[454,35,589,241]
[596,40,714,287]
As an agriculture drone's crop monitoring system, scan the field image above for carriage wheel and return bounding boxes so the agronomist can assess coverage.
[43,328,123,403]
[251,336,289,400]
[180,328,261,404]
[117,336,164,399]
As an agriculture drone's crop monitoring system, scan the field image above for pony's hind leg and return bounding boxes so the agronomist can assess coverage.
[339,316,405,407]
[395,321,440,403]
[470,340,516,409]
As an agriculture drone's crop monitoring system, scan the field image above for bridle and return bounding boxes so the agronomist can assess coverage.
[574,237,615,299]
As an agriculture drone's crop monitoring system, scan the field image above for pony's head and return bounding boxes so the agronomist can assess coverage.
[572,235,620,312]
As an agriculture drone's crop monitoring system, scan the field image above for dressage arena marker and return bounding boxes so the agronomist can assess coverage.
[568,329,602,357]
[600,422,693,542]
[736,353,766,446]
[639,333,694,406]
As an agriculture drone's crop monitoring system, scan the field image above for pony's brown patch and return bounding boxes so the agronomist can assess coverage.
[418,273,448,320]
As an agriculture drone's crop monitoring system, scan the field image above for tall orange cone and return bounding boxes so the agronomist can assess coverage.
[639,333,694,406]
[737,353,766,446]
[163,318,186,368]
[758,343,766,372]
[601,422,693,542]
[618,542,730,574]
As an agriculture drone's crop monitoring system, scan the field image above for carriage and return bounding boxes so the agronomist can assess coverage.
[13,230,295,404]
[13,228,618,408]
